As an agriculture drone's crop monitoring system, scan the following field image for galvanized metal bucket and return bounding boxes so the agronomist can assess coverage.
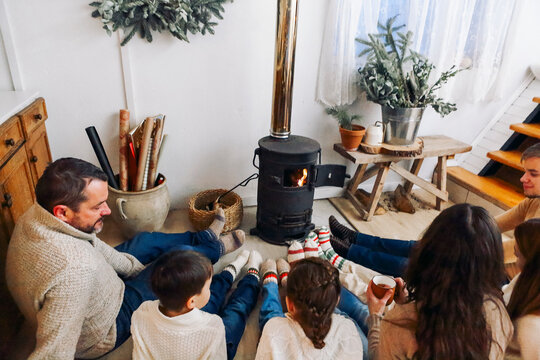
[381,106,425,145]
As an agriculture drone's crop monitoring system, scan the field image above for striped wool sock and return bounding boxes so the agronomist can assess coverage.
[324,247,349,271]
[318,226,331,257]
[303,232,319,258]
[246,250,263,281]
[276,258,290,287]
[261,259,278,285]
[223,249,250,281]
[288,241,304,263]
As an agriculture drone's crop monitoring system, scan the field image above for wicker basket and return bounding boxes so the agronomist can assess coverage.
[188,189,243,232]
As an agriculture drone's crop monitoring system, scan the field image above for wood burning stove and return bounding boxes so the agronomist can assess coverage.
[251,136,346,244]
[250,0,347,244]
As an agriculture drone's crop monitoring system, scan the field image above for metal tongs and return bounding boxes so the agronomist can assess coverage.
[209,173,259,210]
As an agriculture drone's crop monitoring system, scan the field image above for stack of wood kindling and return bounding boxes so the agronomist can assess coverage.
[118,110,166,192]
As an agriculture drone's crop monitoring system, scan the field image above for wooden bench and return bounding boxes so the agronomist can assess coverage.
[334,135,472,221]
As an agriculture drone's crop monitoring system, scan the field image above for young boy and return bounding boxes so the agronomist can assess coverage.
[130,249,262,360]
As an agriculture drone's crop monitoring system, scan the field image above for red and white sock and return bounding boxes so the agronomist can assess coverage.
[276,258,290,287]
[288,241,304,263]
[304,232,319,258]
[317,226,331,257]
[261,259,278,285]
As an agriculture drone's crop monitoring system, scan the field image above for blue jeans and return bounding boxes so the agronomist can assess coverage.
[347,232,416,277]
[259,283,369,359]
[113,230,223,348]
[259,282,285,331]
[202,271,260,360]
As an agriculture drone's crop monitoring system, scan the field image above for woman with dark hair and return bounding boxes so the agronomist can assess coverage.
[366,203,513,360]
[504,219,540,359]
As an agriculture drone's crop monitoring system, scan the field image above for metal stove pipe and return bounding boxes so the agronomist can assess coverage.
[270,0,299,139]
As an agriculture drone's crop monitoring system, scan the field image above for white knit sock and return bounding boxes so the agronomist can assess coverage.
[318,226,333,253]
[223,250,250,281]
[246,250,263,281]
[287,241,304,263]
[303,232,319,258]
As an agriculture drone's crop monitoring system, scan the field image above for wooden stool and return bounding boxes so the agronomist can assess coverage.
[334,135,472,221]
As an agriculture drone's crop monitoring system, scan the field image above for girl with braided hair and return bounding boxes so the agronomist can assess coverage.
[366,203,513,360]
[255,257,364,359]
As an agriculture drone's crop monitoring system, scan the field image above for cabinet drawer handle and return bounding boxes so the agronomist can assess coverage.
[2,193,12,208]
[5,138,15,146]
[34,114,42,120]
[30,156,38,163]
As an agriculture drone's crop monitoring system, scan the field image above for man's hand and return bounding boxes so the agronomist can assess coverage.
[394,277,409,305]
[366,280,393,316]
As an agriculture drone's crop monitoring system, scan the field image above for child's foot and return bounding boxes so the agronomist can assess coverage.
[315,226,330,258]
[287,241,304,263]
[330,235,351,258]
[304,232,319,258]
[246,250,263,281]
[323,240,351,271]
[223,249,250,280]
[328,215,356,244]
[219,230,245,255]
[276,258,290,288]
[261,259,278,285]
[209,207,226,238]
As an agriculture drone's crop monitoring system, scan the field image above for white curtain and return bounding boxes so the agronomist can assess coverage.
[315,0,364,106]
[316,0,517,106]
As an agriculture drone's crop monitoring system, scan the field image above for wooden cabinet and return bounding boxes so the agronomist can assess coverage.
[0,97,51,353]
[0,97,50,238]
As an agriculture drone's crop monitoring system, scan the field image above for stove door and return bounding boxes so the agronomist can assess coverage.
[312,164,347,188]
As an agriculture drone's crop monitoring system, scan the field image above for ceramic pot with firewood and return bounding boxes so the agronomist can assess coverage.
[107,177,170,238]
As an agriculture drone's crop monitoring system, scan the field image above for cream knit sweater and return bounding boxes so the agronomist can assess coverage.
[255,313,364,360]
[131,300,226,360]
[5,204,145,359]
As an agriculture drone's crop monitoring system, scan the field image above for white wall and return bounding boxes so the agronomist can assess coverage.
[1,0,540,209]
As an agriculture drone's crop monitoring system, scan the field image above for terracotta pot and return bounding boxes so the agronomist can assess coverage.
[339,125,366,151]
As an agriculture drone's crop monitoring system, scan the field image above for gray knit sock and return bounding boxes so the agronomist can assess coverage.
[209,207,226,238]
[219,230,245,255]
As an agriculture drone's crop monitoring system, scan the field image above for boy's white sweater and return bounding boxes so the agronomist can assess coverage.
[131,300,226,360]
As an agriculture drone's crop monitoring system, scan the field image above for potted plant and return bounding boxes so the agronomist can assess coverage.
[326,106,365,151]
[357,16,464,145]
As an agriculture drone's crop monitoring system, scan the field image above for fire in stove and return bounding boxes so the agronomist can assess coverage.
[285,168,308,187]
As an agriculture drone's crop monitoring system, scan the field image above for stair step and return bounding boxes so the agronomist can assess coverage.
[510,123,540,139]
[487,150,523,171]
[447,166,524,210]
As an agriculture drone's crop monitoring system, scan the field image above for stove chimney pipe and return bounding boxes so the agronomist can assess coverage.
[270,0,299,139]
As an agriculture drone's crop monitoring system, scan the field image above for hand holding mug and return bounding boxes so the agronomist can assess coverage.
[366,279,394,316]
[371,275,396,305]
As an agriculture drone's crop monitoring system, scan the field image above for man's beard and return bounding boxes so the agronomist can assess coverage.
[76,218,104,234]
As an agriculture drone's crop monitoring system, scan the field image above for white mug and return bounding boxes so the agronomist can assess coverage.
[364,121,384,145]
